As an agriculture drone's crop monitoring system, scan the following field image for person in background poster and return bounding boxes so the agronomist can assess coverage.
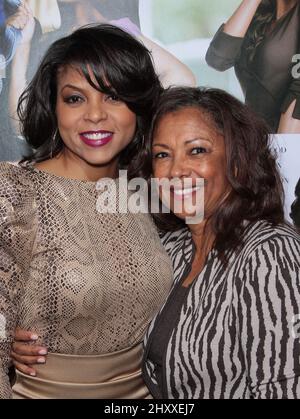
[0,0,195,162]
[291,177,300,229]
[206,0,300,133]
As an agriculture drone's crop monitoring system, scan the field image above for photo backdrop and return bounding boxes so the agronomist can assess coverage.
[0,0,299,224]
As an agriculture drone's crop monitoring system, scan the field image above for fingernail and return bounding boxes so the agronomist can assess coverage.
[31,334,38,341]
[38,349,47,355]
[37,358,46,364]
[30,372,36,377]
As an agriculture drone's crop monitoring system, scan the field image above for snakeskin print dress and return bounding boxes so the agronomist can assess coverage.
[0,162,173,398]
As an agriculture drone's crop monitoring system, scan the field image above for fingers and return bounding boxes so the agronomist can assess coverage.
[11,350,46,366]
[12,360,37,377]
[12,341,47,357]
[14,327,38,343]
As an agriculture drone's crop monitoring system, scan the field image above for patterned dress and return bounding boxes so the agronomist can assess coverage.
[0,162,173,399]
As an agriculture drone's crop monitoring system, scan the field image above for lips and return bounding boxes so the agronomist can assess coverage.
[79,130,114,148]
[170,185,203,201]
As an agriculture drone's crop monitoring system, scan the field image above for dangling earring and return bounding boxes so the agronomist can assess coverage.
[50,129,58,159]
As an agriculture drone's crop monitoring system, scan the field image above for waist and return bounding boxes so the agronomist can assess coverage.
[13,343,151,399]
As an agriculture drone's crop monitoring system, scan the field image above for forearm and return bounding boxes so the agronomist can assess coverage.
[110,18,196,88]
[139,34,196,88]
[278,100,300,133]
[8,42,31,134]
[223,0,262,37]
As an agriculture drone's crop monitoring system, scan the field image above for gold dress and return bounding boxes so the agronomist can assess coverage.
[0,162,173,399]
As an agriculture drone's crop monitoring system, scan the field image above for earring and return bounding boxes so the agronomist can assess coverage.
[50,129,58,159]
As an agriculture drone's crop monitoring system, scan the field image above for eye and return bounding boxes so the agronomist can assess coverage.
[153,152,169,159]
[106,93,122,102]
[64,95,84,105]
[191,147,207,155]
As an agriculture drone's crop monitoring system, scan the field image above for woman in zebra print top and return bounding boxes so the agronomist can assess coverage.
[141,87,300,399]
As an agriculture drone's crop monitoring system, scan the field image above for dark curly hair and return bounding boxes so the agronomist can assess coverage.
[17,24,162,175]
[140,86,285,263]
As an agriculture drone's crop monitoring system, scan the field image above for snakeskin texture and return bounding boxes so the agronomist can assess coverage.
[0,162,173,398]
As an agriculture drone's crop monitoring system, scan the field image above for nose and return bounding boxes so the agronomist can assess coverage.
[169,156,192,179]
[84,100,108,123]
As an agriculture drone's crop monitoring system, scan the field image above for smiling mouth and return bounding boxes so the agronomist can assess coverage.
[171,186,202,197]
[79,131,114,147]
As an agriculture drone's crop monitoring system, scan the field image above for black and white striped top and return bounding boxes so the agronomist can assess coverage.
[142,221,300,399]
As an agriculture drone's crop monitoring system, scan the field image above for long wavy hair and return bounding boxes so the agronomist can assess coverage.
[17,24,162,176]
[140,87,285,263]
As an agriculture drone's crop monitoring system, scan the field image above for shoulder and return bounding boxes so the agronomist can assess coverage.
[241,220,300,268]
[159,227,194,269]
[0,162,35,207]
[243,220,299,248]
[160,227,190,251]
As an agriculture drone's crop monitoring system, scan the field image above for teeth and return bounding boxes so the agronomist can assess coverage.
[83,133,111,141]
[173,187,201,197]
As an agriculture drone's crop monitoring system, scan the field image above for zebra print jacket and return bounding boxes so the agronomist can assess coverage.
[142,221,300,399]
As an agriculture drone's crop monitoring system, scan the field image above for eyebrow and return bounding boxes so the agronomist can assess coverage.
[60,84,86,94]
[153,137,213,148]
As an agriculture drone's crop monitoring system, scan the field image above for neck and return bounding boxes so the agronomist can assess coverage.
[188,220,215,255]
[276,0,297,19]
[36,150,119,182]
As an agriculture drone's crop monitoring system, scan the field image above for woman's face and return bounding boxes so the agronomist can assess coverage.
[55,65,136,173]
[152,107,230,222]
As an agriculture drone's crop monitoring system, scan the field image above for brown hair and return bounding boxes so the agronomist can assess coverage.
[139,87,285,262]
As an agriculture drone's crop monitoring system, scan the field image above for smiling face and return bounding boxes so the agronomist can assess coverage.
[55,65,137,177]
[152,107,230,222]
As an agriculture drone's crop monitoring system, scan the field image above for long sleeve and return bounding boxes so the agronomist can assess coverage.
[240,234,300,399]
[205,24,244,71]
[0,168,37,399]
[281,76,300,120]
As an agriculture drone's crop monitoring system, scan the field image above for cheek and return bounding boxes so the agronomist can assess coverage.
[117,110,137,135]
[152,161,168,179]
[56,104,77,130]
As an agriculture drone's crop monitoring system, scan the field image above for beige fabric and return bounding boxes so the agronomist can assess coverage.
[13,343,152,399]
[0,162,173,399]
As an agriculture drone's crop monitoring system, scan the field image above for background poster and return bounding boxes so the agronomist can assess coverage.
[273,134,300,224]
[0,0,140,161]
[0,0,299,226]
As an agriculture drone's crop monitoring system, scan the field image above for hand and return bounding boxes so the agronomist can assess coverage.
[11,327,48,377]
[6,0,35,44]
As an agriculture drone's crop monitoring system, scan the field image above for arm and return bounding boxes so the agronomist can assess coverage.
[137,34,196,88]
[205,0,262,71]
[278,100,300,133]
[240,235,300,398]
[0,167,37,398]
[110,18,196,88]
[223,0,262,37]
[7,1,35,134]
